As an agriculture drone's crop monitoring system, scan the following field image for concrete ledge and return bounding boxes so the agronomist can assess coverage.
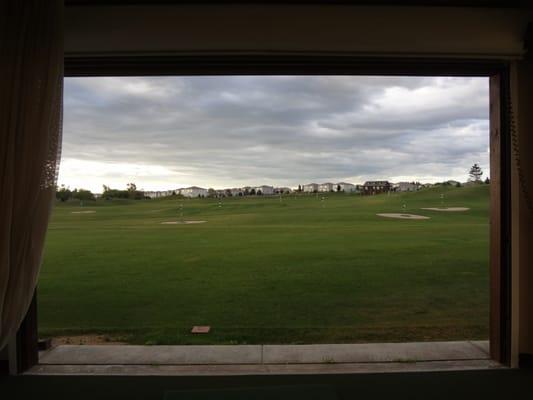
[38,341,489,368]
[262,341,489,364]
[27,359,503,376]
[39,345,262,365]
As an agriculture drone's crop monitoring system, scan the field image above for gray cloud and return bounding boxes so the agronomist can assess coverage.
[60,76,489,191]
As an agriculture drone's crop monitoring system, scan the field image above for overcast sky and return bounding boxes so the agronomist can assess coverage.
[60,76,489,193]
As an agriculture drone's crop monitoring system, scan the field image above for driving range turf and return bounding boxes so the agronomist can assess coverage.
[38,185,489,345]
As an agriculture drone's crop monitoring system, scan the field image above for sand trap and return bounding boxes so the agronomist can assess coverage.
[377,213,430,220]
[161,220,207,225]
[71,210,96,214]
[421,207,470,212]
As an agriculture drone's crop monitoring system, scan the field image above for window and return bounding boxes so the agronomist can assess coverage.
[39,74,493,351]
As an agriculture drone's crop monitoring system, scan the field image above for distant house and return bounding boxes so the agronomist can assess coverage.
[230,188,244,197]
[337,182,358,193]
[397,182,419,192]
[254,185,274,195]
[144,191,158,199]
[303,183,318,193]
[144,190,175,199]
[318,182,335,192]
[179,186,208,198]
[362,181,391,195]
[274,187,292,194]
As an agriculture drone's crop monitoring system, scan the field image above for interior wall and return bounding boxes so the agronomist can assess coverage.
[65,5,530,57]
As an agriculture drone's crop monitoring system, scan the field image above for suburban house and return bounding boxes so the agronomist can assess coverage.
[303,183,318,193]
[337,182,358,192]
[179,186,208,198]
[318,182,335,192]
[230,188,244,197]
[144,190,175,199]
[362,181,392,195]
[396,182,420,192]
[253,185,274,195]
[147,183,366,198]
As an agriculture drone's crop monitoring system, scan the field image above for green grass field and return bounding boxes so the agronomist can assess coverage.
[38,185,489,345]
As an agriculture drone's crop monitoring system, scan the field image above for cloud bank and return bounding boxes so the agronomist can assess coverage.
[60,76,489,192]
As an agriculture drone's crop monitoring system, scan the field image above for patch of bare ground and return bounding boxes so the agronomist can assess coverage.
[161,220,206,224]
[52,335,128,346]
[420,207,470,212]
[376,213,430,220]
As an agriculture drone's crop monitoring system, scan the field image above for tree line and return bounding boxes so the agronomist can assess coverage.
[57,164,489,202]
[55,182,145,202]
[56,186,95,202]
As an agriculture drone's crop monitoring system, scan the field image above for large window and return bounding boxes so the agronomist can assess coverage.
[39,75,491,348]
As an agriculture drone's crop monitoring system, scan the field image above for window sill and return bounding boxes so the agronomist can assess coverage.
[26,340,504,376]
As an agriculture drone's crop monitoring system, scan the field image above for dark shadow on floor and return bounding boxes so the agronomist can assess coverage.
[2,369,532,400]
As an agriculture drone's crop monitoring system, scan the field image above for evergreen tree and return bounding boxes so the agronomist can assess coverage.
[469,163,483,182]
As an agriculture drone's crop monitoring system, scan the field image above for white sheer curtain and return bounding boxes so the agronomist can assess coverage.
[0,0,63,350]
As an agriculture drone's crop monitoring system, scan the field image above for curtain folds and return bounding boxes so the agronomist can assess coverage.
[0,0,63,350]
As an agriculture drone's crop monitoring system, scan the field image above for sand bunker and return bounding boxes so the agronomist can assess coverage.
[161,220,207,225]
[71,210,96,214]
[420,207,470,212]
[377,213,430,220]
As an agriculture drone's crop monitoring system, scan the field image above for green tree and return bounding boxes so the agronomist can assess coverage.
[102,185,129,200]
[56,185,72,202]
[469,163,483,182]
[72,188,95,201]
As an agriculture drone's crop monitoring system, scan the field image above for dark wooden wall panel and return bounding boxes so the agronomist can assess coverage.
[489,74,502,362]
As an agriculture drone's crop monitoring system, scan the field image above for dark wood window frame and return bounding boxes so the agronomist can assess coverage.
[15,54,513,372]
